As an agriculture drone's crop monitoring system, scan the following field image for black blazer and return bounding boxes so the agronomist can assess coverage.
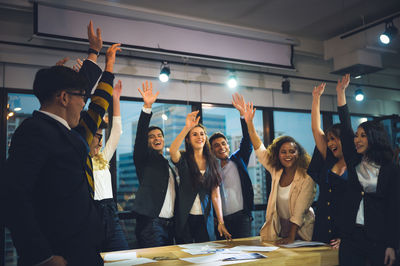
[2,112,104,265]
[1,61,111,265]
[307,147,348,243]
[226,118,254,217]
[132,111,177,218]
[338,104,400,249]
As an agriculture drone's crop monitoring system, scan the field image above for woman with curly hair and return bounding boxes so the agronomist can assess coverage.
[242,100,315,245]
[169,111,232,243]
[336,74,399,266]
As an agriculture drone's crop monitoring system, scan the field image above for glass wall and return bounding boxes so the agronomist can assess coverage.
[5,93,40,266]
[332,114,372,132]
[273,111,318,155]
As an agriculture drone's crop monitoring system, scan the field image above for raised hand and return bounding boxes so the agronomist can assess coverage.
[185,110,200,129]
[336,74,350,94]
[243,102,256,124]
[113,80,123,100]
[232,93,246,116]
[87,20,102,52]
[55,57,69,66]
[312,82,326,98]
[137,80,159,108]
[72,58,83,72]
[105,43,122,73]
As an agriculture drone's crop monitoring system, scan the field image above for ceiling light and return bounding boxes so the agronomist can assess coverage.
[379,21,398,45]
[355,89,365,102]
[354,75,362,79]
[227,72,237,89]
[159,61,170,82]
[161,114,168,120]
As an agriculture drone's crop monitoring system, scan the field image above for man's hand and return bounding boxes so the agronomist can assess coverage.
[105,43,122,73]
[384,247,396,266]
[232,93,246,116]
[72,58,83,72]
[87,20,102,52]
[138,80,159,108]
[55,57,69,66]
[39,255,67,266]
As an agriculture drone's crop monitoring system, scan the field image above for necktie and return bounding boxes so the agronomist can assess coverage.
[71,129,95,198]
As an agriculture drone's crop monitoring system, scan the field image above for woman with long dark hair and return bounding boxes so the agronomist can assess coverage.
[307,81,347,248]
[336,74,399,266]
[169,111,231,243]
[243,101,315,244]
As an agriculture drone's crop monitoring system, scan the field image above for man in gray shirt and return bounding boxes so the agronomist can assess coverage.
[209,94,254,238]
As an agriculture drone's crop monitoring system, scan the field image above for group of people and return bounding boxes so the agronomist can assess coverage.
[0,20,399,266]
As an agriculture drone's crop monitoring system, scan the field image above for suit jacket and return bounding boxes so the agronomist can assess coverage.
[256,144,315,242]
[338,105,400,249]
[132,110,178,218]
[1,64,113,265]
[226,118,254,217]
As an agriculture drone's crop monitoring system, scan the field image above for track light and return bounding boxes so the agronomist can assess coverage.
[379,20,398,45]
[355,89,365,102]
[159,61,170,82]
[281,77,290,94]
[227,72,237,89]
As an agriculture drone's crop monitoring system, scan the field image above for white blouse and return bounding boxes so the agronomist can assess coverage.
[93,116,122,201]
[190,170,206,215]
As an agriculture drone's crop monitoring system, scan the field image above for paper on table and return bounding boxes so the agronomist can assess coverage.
[280,240,327,248]
[178,242,226,249]
[230,245,279,252]
[104,257,155,265]
[103,251,137,261]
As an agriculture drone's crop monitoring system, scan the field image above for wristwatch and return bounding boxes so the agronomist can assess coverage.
[88,48,100,56]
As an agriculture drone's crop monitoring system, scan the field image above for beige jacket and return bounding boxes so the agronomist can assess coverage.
[255,144,315,242]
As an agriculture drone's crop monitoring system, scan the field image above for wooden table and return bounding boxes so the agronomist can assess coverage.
[102,237,339,265]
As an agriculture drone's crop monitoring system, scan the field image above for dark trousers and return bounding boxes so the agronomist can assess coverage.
[97,199,129,252]
[135,215,174,248]
[339,226,388,266]
[217,210,252,239]
[50,236,104,266]
[187,214,209,243]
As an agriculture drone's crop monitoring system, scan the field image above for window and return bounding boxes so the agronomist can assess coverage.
[273,111,318,155]
[5,93,40,266]
[332,114,373,132]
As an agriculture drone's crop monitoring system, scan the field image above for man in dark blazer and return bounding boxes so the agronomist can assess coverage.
[209,93,254,238]
[132,81,178,248]
[1,23,121,265]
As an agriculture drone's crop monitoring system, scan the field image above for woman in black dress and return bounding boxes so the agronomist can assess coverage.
[307,81,347,248]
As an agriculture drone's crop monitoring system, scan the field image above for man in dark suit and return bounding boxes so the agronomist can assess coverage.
[209,93,254,239]
[1,22,121,265]
[132,81,178,248]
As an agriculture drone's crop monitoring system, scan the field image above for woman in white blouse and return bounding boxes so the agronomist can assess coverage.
[242,100,315,245]
[89,80,129,251]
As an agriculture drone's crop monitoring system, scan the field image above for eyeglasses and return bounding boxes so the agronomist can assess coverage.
[95,133,103,142]
[66,91,91,102]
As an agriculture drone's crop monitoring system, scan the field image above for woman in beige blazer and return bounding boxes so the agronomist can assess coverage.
[242,100,315,244]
